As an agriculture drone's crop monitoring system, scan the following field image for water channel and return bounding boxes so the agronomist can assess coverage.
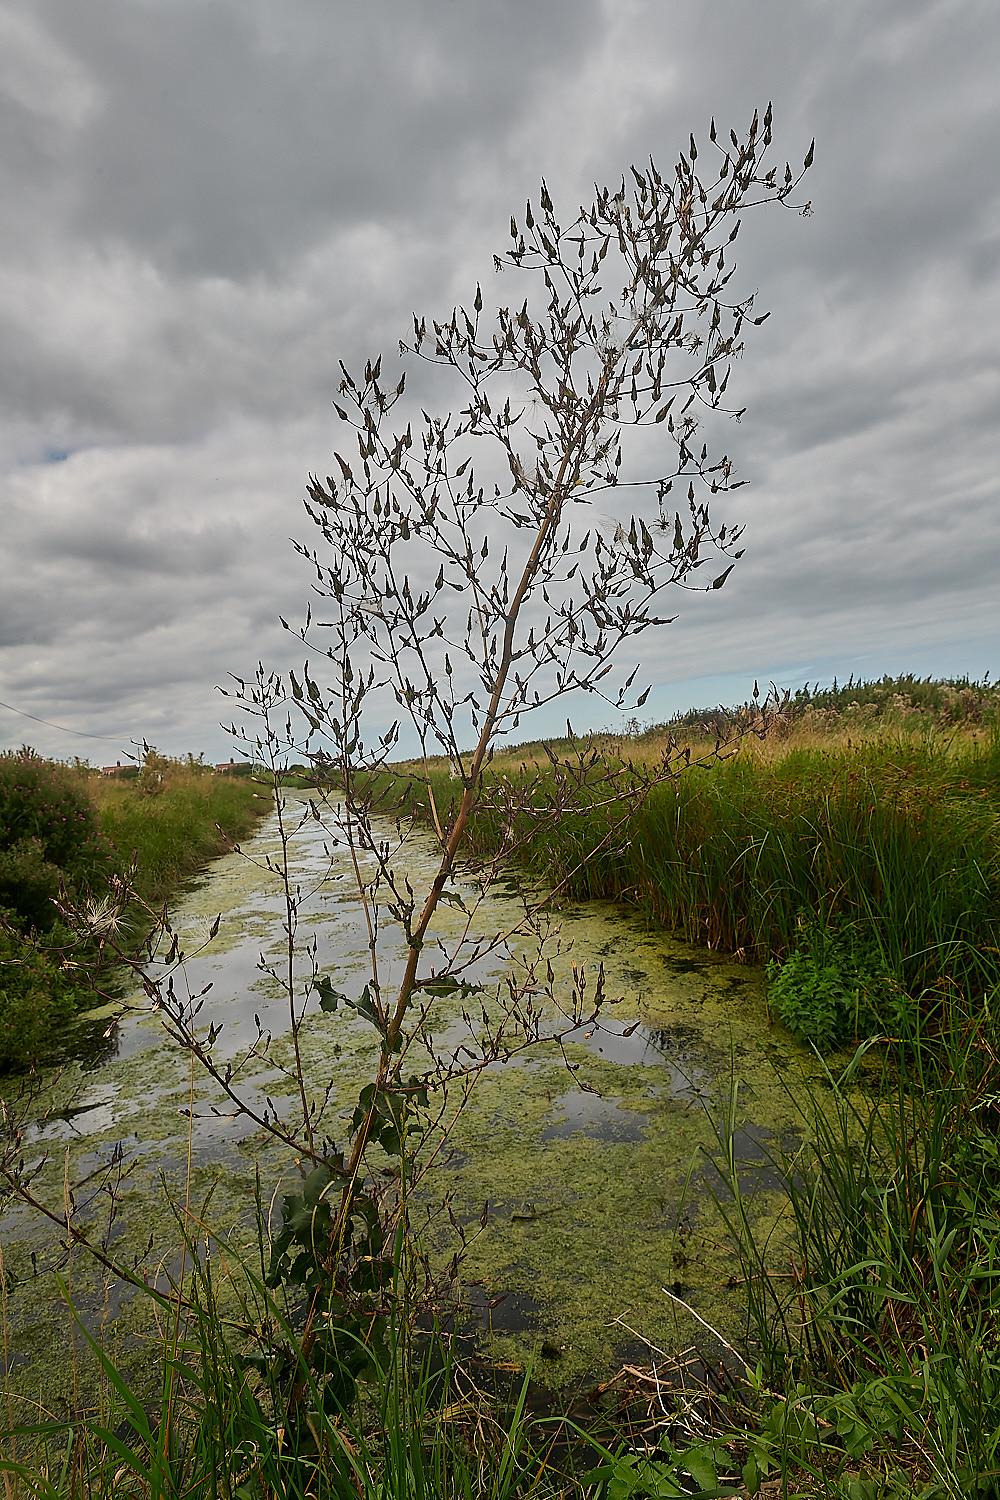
[2,795,846,1404]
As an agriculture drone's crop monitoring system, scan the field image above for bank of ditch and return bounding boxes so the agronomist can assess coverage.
[89,760,271,907]
[0,751,271,1070]
[367,701,1000,1493]
[396,708,1000,1050]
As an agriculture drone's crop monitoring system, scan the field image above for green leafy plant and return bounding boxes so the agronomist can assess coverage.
[0,918,94,1069]
[259,1156,401,1420]
[0,747,117,906]
[0,838,62,934]
[711,965,1000,1497]
[766,911,908,1049]
[0,748,123,1067]
[583,1435,738,1497]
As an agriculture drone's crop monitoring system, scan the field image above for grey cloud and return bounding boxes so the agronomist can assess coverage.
[39,0,602,279]
[0,0,998,762]
[0,592,61,649]
[0,0,604,450]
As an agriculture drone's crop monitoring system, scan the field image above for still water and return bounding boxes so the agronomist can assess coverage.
[2,795,835,1397]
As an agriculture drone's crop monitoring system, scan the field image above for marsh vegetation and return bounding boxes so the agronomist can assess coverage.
[0,749,268,1070]
[3,101,998,1493]
[3,684,1000,1496]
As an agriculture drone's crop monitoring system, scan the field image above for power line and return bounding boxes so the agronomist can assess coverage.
[0,697,131,744]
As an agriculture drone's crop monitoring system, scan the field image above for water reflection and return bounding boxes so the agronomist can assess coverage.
[540,1090,650,1144]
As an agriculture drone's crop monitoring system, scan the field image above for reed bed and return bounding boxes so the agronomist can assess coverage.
[711,968,1000,1497]
[396,713,1000,1047]
[629,734,999,974]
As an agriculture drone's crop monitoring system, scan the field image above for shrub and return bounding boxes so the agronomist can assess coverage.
[0,751,121,1068]
[0,748,118,924]
[0,916,93,1069]
[0,837,63,933]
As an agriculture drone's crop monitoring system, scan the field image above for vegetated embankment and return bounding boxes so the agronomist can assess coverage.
[387,688,1000,1491]
[0,751,271,1070]
[92,761,270,906]
[398,689,1000,1051]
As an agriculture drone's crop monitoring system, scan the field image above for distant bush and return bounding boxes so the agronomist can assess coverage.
[786,671,999,724]
[0,748,118,928]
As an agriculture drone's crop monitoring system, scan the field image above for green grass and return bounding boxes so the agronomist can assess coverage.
[628,734,1000,972]
[0,763,270,1071]
[709,968,1000,1497]
[0,1202,585,1500]
[92,768,271,907]
[389,719,1000,1049]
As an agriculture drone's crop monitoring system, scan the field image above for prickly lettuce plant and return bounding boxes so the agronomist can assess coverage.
[3,109,812,1427]
[267,98,809,1205]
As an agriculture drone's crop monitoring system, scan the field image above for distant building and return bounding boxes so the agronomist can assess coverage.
[214,759,253,775]
[101,761,139,778]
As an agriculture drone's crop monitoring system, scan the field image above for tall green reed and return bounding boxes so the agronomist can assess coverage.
[712,964,1000,1497]
[447,729,1000,1012]
[633,736,999,977]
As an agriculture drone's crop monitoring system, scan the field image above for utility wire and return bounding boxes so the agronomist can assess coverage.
[0,697,130,744]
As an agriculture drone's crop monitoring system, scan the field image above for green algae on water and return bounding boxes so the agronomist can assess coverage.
[0,797,862,1405]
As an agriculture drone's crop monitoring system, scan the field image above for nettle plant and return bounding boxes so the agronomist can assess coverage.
[12,109,810,1419]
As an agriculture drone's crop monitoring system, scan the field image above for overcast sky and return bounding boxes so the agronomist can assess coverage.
[1,0,998,764]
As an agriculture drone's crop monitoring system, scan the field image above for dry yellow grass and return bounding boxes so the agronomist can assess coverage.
[498,698,997,777]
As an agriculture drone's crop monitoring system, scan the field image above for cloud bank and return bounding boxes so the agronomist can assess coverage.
[1,0,997,760]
